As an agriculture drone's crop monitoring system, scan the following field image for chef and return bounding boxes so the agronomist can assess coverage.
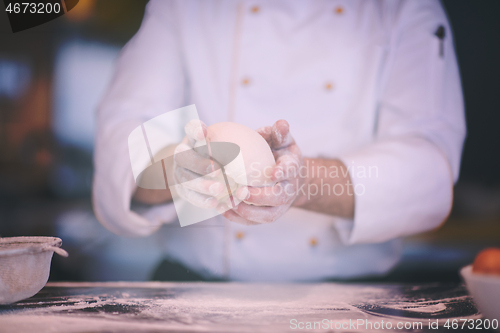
[93,0,465,281]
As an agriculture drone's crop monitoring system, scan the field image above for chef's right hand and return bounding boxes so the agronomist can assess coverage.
[173,120,226,209]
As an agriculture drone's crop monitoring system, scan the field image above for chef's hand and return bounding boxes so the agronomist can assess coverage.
[173,120,226,209]
[222,120,304,225]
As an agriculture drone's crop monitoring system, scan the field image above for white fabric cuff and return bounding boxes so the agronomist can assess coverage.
[338,137,453,245]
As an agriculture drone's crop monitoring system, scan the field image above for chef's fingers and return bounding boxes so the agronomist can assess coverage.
[272,141,301,160]
[184,119,208,144]
[271,119,295,150]
[234,186,250,201]
[241,182,294,207]
[176,185,219,209]
[175,167,226,196]
[231,202,281,224]
[174,143,221,176]
[256,126,273,145]
[222,208,260,226]
[272,148,302,182]
[257,121,295,150]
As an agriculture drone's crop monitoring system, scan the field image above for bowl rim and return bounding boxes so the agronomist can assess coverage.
[0,236,63,257]
[460,264,500,284]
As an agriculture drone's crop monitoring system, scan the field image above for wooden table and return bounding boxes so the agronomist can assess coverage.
[0,282,482,332]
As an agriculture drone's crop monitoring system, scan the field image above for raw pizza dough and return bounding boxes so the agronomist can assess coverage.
[204,122,276,187]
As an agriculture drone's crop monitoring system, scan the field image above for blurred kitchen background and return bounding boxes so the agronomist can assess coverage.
[0,0,499,283]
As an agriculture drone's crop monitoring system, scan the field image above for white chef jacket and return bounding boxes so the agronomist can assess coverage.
[93,0,465,281]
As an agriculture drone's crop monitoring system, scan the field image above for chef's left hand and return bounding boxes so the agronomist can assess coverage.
[222,120,304,225]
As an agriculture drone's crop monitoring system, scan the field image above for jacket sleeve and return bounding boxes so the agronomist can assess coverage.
[93,0,184,237]
[339,0,466,244]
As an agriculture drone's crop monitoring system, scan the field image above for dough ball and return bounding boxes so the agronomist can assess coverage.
[472,248,500,275]
[206,122,276,187]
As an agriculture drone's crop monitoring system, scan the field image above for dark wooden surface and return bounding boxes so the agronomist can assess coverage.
[0,281,484,332]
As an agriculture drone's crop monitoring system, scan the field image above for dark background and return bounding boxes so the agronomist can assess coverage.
[0,0,499,283]
[444,0,500,186]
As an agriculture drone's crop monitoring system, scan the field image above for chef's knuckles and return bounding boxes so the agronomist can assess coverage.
[243,182,296,206]
[227,202,285,224]
[222,209,261,226]
[176,169,225,196]
[176,185,219,209]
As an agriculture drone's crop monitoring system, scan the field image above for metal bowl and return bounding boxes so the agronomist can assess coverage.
[0,237,68,304]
